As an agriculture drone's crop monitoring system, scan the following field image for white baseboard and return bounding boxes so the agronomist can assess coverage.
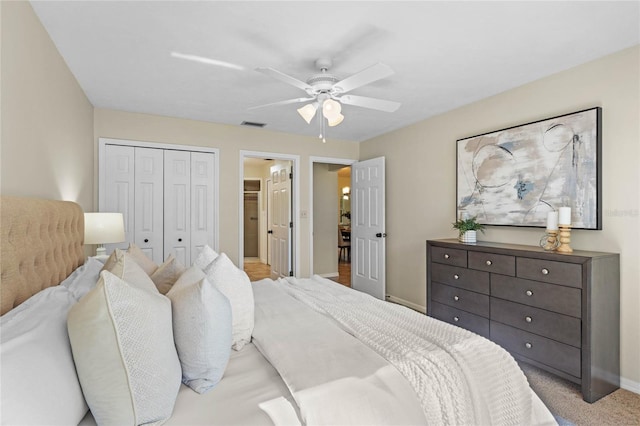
[317,272,339,278]
[385,295,426,314]
[621,377,640,395]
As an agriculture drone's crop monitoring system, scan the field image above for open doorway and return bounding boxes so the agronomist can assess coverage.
[310,157,356,287]
[240,151,299,281]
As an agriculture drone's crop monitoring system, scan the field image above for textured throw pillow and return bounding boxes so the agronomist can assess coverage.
[127,243,159,275]
[167,266,232,393]
[193,244,219,270]
[151,253,186,294]
[1,286,88,425]
[101,248,158,293]
[204,253,254,350]
[67,271,182,425]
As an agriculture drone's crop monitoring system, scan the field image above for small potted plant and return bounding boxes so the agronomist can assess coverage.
[452,216,485,243]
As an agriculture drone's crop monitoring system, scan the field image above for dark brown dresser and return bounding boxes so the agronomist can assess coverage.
[426,239,620,403]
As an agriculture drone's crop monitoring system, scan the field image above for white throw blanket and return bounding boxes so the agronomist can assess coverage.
[251,280,426,426]
[275,275,541,426]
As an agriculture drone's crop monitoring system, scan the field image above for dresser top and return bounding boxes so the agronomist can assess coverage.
[427,239,618,261]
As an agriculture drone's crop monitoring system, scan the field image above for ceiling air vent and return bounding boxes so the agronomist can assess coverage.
[241,121,266,128]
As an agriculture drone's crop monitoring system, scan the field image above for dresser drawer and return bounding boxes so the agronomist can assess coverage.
[468,251,515,276]
[431,246,467,267]
[491,274,581,318]
[491,298,581,347]
[431,263,490,294]
[431,282,489,317]
[430,302,490,339]
[517,257,582,288]
[491,322,581,378]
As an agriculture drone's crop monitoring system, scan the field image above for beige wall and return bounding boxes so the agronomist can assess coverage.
[1,2,94,209]
[360,46,640,389]
[94,108,359,276]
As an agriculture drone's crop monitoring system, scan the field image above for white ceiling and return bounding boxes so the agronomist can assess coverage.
[30,1,639,142]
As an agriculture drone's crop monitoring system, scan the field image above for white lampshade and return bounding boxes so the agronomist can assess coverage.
[322,98,342,120]
[297,103,318,124]
[328,113,344,127]
[84,213,125,245]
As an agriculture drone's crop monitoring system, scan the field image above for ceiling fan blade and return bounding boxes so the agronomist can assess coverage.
[248,97,315,110]
[256,68,312,92]
[333,63,395,94]
[171,52,245,71]
[339,95,401,112]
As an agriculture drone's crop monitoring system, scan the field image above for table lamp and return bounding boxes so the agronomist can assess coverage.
[84,212,125,259]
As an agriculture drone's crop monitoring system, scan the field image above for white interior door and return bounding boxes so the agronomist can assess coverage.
[164,150,191,266]
[104,144,134,254]
[270,163,292,279]
[266,178,272,266]
[134,147,164,264]
[351,157,386,300]
[190,152,215,262]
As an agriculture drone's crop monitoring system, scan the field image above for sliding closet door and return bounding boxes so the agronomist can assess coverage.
[190,152,216,262]
[103,144,135,254]
[134,148,164,264]
[164,150,191,266]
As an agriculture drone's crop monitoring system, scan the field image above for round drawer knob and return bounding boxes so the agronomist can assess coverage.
[486,260,492,266]
[525,316,532,323]
[144,239,149,243]
[541,268,549,275]
[178,238,182,242]
[526,290,533,297]
[453,295,460,301]
[444,254,450,259]
[453,316,459,322]
[453,274,459,280]
[525,342,532,349]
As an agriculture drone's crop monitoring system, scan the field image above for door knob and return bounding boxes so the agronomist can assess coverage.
[178,238,182,242]
[267,230,273,234]
[375,232,387,238]
[144,239,149,243]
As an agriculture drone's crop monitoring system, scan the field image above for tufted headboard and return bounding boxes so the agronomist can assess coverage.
[1,196,85,315]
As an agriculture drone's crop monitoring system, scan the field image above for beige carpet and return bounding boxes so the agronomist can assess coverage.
[520,362,640,425]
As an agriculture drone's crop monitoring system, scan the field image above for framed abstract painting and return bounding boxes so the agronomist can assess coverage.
[456,107,602,230]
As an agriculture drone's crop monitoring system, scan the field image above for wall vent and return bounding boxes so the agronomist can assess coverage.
[241,121,266,128]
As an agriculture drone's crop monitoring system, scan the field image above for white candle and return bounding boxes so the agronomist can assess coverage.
[546,211,559,230]
[558,207,572,226]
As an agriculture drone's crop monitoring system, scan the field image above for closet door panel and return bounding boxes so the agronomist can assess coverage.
[190,152,215,262]
[134,148,164,264]
[104,145,134,254]
[165,150,191,266]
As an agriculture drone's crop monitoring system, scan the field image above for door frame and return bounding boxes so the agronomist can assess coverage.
[98,137,220,252]
[239,150,300,274]
[308,156,357,276]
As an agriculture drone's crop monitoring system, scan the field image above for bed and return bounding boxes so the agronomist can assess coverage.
[0,196,557,425]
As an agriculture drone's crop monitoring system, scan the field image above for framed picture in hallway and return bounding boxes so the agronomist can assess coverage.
[456,107,602,229]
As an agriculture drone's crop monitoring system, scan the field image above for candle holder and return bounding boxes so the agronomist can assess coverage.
[556,225,573,253]
[540,230,559,251]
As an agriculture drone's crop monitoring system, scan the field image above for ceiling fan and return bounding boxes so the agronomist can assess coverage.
[252,58,400,131]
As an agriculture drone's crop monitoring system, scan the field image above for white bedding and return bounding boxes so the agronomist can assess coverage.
[79,342,302,426]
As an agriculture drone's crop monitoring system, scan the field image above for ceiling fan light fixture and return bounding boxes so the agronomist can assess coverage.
[322,98,341,119]
[297,103,318,124]
[327,113,344,127]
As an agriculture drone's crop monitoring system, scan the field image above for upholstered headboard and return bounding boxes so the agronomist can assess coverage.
[1,196,85,315]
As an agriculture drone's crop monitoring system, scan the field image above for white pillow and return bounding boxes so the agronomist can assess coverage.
[68,271,181,425]
[126,243,159,275]
[167,266,232,393]
[60,256,104,300]
[1,286,88,425]
[101,248,158,293]
[193,244,219,270]
[151,253,186,294]
[204,253,254,350]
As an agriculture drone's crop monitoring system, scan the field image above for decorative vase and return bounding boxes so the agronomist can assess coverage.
[459,230,477,243]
